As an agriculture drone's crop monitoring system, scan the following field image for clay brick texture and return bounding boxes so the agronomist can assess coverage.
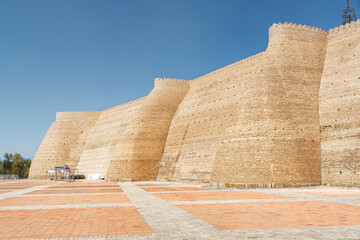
[29,21,360,187]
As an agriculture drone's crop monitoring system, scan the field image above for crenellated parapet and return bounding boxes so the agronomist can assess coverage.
[269,22,326,34]
[56,111,101,121]
[191,51,266,85]
[268,22,327,53]
[328,19,360,39]
[191,22,327,85]
[154,78,190,88]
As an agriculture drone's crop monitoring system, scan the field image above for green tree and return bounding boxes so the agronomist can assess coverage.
[12,153,24,177]
[0,158,3,174]
[24,159,32,178]
[3,153,13,174]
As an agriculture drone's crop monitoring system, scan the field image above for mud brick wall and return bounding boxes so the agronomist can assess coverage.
[158,23,327,187]
[106,79,189,181]
[76,98,145,177]
[209,23,327,188]
[30,21,360,187]
[320,21,360,187]
[29,111,100,179]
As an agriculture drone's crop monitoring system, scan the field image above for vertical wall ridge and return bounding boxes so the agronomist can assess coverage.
[105,79,190,181]
[29,111,101,179]
[320,19,360,186]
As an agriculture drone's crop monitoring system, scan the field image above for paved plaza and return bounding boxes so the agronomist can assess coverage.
[0,181,360,239]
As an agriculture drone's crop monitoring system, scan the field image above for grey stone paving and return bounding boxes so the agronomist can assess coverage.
[119,182,228,240]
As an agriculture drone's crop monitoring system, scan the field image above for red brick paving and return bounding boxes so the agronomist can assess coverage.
[25,188,123,195]
[59,181,117,184]
[2,181,360,239]
[0,182,51,191]
[288,188,360,197]
[2,181,51,186]
[0,186,30,190]
[135,183,202,187]
[0,194,130,206]
[136,183,183,187]
[0,180,17,183]
[142,186,210,192]
[154,191,293,201]
[49,184,119,189]
[177,201,360,230]
[0,207,153,239]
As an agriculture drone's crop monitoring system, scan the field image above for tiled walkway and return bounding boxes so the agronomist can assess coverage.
[0,180,359,239]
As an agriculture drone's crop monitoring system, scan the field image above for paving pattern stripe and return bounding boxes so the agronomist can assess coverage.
[170,198,321,205]
[262,190,360,207]
[225,225,360,240]
[28,233,159,240]
[173,196,360,205]
[0,182,60,200]
[142,190,235,193]
[119,182,227,240]
[25,188,124,195]
[136,185,206,188]
[0,181,18,185]
[40,187,122,190]
[14,192,126,197]
[0,202,133,210]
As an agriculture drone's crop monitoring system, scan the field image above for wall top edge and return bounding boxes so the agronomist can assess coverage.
[57,111,101,114]
[155,78,189,82]
[328,19,360,37]
[270,22,327,33]
[191,50,266,83]
[190,21,345,83]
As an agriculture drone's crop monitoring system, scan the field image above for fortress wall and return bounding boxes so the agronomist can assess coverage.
[29,111,100,179]
[209,23,327,187]
[157,52,266,182]
[157,23,327,185]
[30,21,359,186]
[320,20,360,186]
[76,98,145,177]
[106,79,190,181]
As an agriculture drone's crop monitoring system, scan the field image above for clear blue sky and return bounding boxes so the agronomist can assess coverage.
[0,0,358,159]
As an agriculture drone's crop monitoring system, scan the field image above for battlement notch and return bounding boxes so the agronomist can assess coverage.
[328,19,360,38]
[154,77,190,88]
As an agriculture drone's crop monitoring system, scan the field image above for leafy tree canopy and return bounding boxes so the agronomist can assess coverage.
[0,153,32,178]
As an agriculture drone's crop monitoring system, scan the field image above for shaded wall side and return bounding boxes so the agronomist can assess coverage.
[29,112,100,179]
[106,79,189,181]
[76,98,146,178]
[157,53,266,182]
[320,21,360,186]
[210,23,327,187]
[66,113,100,170]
